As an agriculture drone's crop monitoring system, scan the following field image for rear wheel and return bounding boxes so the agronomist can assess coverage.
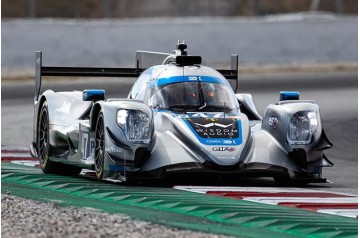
[37,101,81,176]
[95,113,105,180]
[38,102,56,173]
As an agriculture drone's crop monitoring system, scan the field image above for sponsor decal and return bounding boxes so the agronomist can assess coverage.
[195,122,233,128]
[205,139,237,145]
[188,76,201,81]
[81,133,95,160]
[223,139,236,144]
[187,118,239,138]
[212,147,236,152]
[156,75,223,87]
[184,118,243,145]
[108,146,123,153]
[268,116,279,129]
[172,112,228,119]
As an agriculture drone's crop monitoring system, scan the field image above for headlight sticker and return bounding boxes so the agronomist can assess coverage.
[268,116,279,129]
[212,147,236,152]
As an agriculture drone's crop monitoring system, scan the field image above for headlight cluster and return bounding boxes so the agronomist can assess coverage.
[117,109,151,143]
[287,111,320,145]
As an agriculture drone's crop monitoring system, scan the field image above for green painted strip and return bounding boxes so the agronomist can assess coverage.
[1,162,357,238]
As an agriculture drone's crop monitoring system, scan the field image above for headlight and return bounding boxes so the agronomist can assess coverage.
[287,111,320,145]
[117,109,151,143]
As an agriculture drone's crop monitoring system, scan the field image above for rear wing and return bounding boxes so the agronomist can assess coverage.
[217,54,238,93]
[35,51,144,101]
[35,51,238,100]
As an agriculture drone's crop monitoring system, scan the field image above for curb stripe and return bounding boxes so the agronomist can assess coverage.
[1,146,37,164]
[1,147,96,177]
[279,202,358,210]
[318,209,358,218]
[207,191,353,198]
[175,186,358,218]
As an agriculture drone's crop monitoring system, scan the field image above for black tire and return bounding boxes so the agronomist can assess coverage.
[37,101,81,176]
[94,113,105,180]
[37,101,56,173]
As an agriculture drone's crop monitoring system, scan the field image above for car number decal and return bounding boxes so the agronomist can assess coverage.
[81,133,95,160]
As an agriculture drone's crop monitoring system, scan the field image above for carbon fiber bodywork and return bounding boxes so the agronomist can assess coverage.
[30,43,333,184]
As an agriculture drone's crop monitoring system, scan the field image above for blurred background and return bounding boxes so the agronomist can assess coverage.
[1,0,358,77]
[2,0,358,18]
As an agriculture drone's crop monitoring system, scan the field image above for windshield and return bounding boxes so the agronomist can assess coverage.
[149,82,238,111]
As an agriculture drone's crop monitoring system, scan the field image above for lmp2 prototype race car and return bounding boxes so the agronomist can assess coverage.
[30,42,333,185]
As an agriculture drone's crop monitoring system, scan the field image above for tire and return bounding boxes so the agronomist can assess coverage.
[94,113,105,180]
[37,101,81,176]
[37,101,56,173]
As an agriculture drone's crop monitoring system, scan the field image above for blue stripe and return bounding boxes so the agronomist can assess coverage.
[156,76,225,87]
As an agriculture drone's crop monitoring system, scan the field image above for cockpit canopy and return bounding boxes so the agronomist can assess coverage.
[149,82,238,111]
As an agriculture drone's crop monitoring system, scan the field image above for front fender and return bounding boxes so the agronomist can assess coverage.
[91,99,154,179]
[262,100,330,166]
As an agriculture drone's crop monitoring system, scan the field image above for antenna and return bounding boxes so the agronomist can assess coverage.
[176,40,187,56]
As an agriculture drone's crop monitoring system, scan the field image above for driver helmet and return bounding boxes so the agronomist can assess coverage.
[206,83,215,97]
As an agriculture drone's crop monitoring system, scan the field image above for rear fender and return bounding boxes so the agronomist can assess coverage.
[43,91,92,127]
[33,91,92,150]
[31,93,50,150]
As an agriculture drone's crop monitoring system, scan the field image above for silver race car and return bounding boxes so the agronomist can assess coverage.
[30,42,333,184]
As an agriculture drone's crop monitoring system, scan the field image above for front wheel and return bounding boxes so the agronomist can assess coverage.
[94,113,105,180]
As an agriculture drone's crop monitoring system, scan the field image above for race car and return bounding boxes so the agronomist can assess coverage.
[30,41,333,185]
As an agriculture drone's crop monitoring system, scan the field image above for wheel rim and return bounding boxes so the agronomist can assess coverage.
[38,108,49,168]
[95,115,105,178]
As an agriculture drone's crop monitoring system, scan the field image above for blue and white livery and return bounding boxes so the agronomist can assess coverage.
[30,42,333,185]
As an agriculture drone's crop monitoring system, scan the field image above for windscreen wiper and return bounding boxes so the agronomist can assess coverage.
[198,105,232,111]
